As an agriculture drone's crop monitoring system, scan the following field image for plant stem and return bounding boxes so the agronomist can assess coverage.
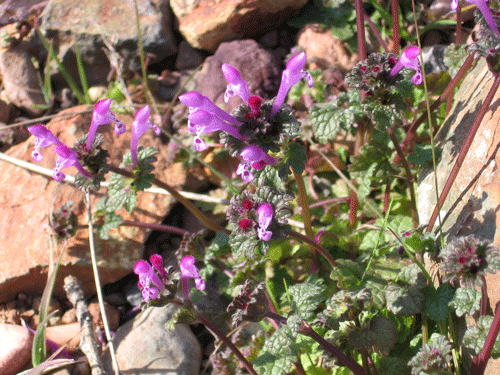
[355,0,367,60]
[426,74,500,232]
[391,0,400,55]
[456,2,462,45]
[363,9,389,52]
[480,275,488,316]
[470,301,500,375]
[289,229,337,270]
[387,128,419,229]
[120,220,189,236]
[197,313,258,375]
[291,166,319,268]
[299,321,367,375]
[85,192,119,375]
[108,165,228,234]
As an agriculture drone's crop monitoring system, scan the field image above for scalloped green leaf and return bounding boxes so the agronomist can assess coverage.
[229,233,269,259]
[288,282,326,319]
[253,352,295,375]
[464,315,500,357]
[449,287,481,317]
[422,284,455,322]
[385,284,424,316]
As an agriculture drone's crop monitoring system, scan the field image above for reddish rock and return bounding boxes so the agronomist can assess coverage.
[297,25,359,71]
[88,301,119,331]
[170,0,308,52]
[0,323,32,375]
[0,105,209,303]
[45,322,81,353]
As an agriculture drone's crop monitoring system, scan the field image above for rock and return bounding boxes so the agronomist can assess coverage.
[0,105,209,303]
[0,323,33,375]
[36,0,177,87]
[175,40,205,70]
[45,322,81,353]
[422,45,448,74]
[170,0,308,52]
[102,304,201,375]
[0,0,47,25]
[417,58,500,374]
[184,39,281,110]
[88,301,120,331]
[0,40,46,117]
[297,25,358,71]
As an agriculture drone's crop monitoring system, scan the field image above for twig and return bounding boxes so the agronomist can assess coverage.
[85,192,120,375]
[63,275,105,375]
[289,229,337,270]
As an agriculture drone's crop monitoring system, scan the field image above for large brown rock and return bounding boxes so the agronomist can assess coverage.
[170,0,308,52]
[36,0,177,86]
[417,58,500,373]
[0,105,208,303]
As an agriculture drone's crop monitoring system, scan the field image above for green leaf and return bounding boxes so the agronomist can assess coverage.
[264,315,301,356]
[284,143,307,175]
[407,144,438,166]
[229,233,269,259]
[96,210,124,239]
[108,172,137,213]
[449,287,481,317]
[253,352,295,375]
[464,316,500,357]
[385,283,424,316]
[376,357,411,375]
[330,259,364,289]
[348,316,398,356]
[422,284,455,322]
[288,282,326,319]
[398,264,427,289]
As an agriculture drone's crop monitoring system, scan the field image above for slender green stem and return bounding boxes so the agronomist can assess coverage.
[85,192,119,375]
[109,165,229,234]
[197,313,258,375]
[387,128,419,229]
[291,167,314,239]
[426,74,500,232]
[289,229,336,269]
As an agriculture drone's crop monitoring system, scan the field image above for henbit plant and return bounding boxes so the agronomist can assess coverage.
[15,0,500,374]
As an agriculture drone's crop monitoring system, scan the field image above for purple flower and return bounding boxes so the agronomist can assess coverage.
[222,63,251,104]
[256,203,273,241]
[179,91,240,126]
[180,255,206,300]
[28,124,63,162]
[236,145,278,182]
[271,52,314,116]
[134,254,168,302]
[187,109,245,151]
[452,0,500,36]
[27,124,91,182]
[130,105,161,165]
[390,46,423,84]
[53,144,92,182]
[86,99,126,150]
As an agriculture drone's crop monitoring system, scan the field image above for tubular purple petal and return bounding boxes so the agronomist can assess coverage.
[179,91,240,126]
[473,0,500,35]
[53,144,91,180]
[130,105,160,165]
[86,99,125,150]
[188,110,245,140]
[28,124,63,161]
[221,63,251,103]
[133,259,164,302]
[271,52,313,116]
[390,46,423,84]
[180,255,206,292]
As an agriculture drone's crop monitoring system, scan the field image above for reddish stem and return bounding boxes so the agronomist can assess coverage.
[391,0,400,55]
[355,0,367,60]
[426,74,500,232]
[470,302,500,375]
[120,220,188,236]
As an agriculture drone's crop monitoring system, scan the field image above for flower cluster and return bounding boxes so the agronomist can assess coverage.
[452,0,500,36]
[346,47,422,99]
[179,52,313,182]
[134,254,206,303]
[407,334,452,375]
[227,280,272,327]
[226,187,293,244]
[28,100,160,187]
[439,235,500,286]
